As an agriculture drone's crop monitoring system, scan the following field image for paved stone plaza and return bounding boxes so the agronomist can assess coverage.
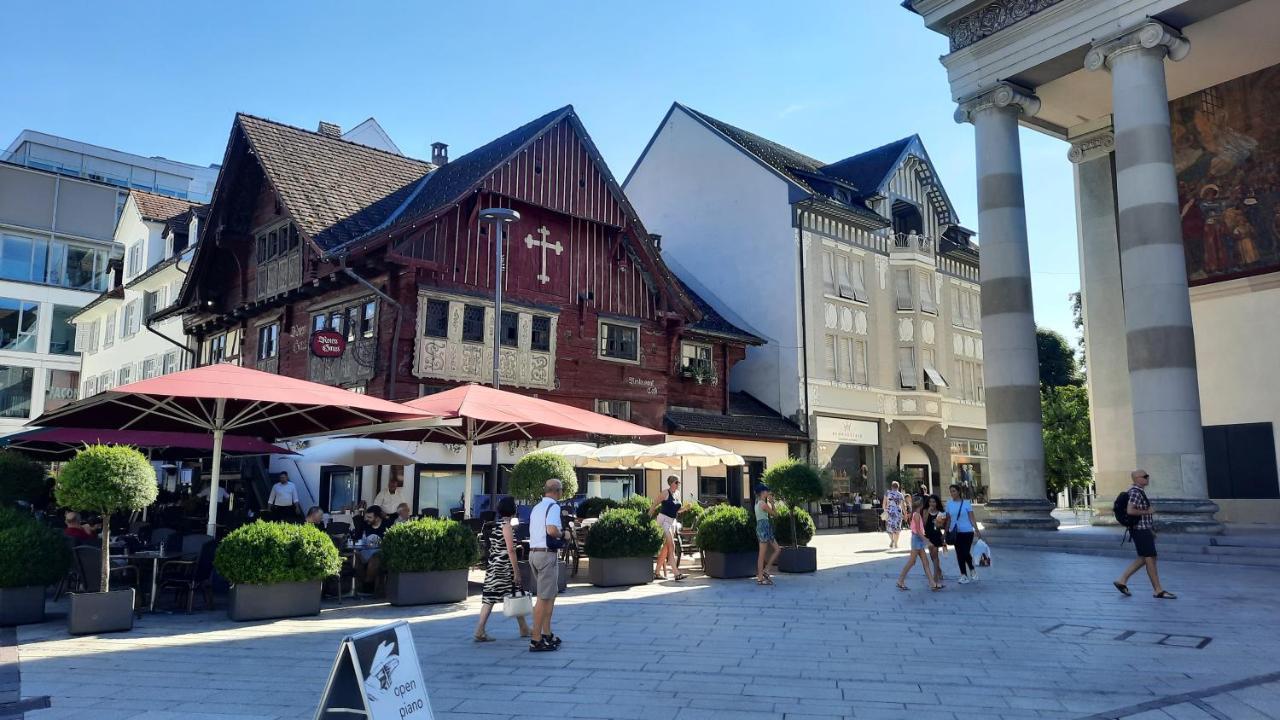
[10,532,1280,720]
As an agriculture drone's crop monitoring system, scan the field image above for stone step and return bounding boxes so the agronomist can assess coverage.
[992,535,1280,568]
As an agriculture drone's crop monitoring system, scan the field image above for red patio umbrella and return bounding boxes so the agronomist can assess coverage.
[0,427,295,461]
[304,384,663,517]
[29,364,438,535]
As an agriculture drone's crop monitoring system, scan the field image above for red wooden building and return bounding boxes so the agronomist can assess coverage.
[168,107,793,444]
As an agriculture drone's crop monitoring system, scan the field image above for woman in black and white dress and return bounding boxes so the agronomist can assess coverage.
[474,497,530,642]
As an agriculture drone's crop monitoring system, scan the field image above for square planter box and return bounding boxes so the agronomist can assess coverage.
[777,546,817,573]
[228,581,321,621]
[702,551,756,579]
[587,556,654,587]
[387,570,469,606]
[68,589,134,635]
[519,559,569,595]
[0,585,46,626]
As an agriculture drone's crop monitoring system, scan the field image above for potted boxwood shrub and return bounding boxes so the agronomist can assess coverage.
[765,459,824,573]
[214,521,340,621]
[381,517,479,605]
[617,494,652,515]
[0,450,49,508]
[575,497,619,519]
[696,505,757,578]
[583,508,663,587]
[676,500,705,530]
[56,444,157,634]
[510,452,576,594]
[0,507,70,626]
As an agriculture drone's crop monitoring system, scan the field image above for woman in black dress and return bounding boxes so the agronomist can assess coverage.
[924,494,946,588]
[474,497,530,642]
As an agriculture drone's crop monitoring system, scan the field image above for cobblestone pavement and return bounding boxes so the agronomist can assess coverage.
[12,531,1280,720]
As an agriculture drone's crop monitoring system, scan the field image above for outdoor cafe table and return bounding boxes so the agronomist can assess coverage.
[111,547,182,612]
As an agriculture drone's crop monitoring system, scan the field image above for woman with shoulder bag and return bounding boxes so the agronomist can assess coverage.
[946,484,982,584]
[474,497,531,642]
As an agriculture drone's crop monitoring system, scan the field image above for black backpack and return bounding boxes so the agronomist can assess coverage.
[1113,491,1139,528]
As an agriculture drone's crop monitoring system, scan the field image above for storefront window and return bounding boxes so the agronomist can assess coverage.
[416,469,483,515]
[816,442,877,499]
[585,474,634,501]
[949,439,988,501]
[44,369,79,413]
[50,305,78,355]
[0,366,35,418]
[0,298,39,352]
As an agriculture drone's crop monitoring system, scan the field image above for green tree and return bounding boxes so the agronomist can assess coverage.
[1036,327,1082,390]
[1042,385,1093,496]
[55,445,157,592]
[763,459,824,547]
[0,451,48,507]
[1069,291,1086,374]
[509,451,577,503]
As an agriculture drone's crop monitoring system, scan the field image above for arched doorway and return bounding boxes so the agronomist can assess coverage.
[899,442,933,494]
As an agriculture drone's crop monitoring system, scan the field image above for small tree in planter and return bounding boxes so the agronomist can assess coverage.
[0,507,70,626]
[582,508,663,587]
[381,518,480,605]
[510,451,576,594]
[0,451,48,508]
[55,444,156,634]
[764,459,824,573]
[617,494,652,515]
[214,521,340,621]
[696,505,757,578]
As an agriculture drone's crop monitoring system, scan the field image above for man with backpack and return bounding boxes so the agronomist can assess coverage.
[1113,469,1177,599]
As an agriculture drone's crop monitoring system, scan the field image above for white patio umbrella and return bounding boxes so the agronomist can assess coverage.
[583,442,657,469]
[537,442,600,465]
[295,438,419,466]
[601,440,746,470]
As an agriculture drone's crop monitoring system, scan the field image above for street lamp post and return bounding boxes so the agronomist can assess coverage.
[478,208,520,517]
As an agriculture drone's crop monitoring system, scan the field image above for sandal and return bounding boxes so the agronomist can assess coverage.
[756,577,774,586]
[673,573,688,581]
[473,633,495,643]
[896,583,909,591]
[1154,590,1178,600]
[1113,581,1131,597]
[654,573,667,580]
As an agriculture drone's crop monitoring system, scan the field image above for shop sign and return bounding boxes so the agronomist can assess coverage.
[815,417,878,446]
[315,621,433,720]
[311,330,347,358]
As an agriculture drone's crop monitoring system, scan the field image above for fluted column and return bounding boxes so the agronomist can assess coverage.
[1086,21,1220,532]
[1069,129,1138,523]
[956,83,1057,530]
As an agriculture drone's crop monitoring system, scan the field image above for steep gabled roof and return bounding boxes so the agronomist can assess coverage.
[820,136,917,197]
[235,113,434,251]
[666,392,807,442]
[131,189,200,223]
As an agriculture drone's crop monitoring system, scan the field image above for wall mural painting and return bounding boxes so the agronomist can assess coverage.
[1174,64,1280,285]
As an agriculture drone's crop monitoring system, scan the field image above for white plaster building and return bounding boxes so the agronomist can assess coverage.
[71,191,203,396]
[626,105,987,498]
[906,0,1280,526]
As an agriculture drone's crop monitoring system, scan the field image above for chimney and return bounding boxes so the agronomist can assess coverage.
[317,121,342,138]
[431,142,449,166]
[650,233,662,252]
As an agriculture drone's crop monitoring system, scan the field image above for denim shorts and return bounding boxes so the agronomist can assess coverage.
[910,534,928,551]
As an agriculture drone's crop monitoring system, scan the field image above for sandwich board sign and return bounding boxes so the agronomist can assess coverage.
[314,621,433,720]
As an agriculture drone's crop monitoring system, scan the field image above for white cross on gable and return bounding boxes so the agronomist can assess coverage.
[524,225,563,284]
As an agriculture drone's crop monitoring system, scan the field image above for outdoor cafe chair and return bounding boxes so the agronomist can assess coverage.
[73,545,139,600]
[179,533,213,560]
[479,510,496,523]
[157,539,217,612]
[420,508,440,518]
[326,521,351,536]
[150,528,179,552]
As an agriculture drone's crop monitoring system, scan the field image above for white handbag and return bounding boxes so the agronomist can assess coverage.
[502,591,534,618]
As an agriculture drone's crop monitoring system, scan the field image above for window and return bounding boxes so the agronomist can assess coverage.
[975,363,984,402]
[894,269,914,311]
[500,311,519,347]
[163,351,179,375]
[951,287,962,327]
[127,243,143,277]
[0,366,35,418]
[599,321,639,362]
[48,306,77,355]
[595,399,631,420]
[531,315,552,352]
[922,348,948,391]
[311,314,327,333]
[98,372,112,392]
[462,305,485,343]
[919,272,937,314]
[424,299,448,339]
[897,346,917,389]
[853,340,868,385]
[82,376,97,398]
[344,306,359,342]
[329,311,344,336]
[142,289,162,320]
[822,251,836,295]
[838,337,854,382]
[699,474,728,498]
[0,299,39,352]
[207,333,228,364]
[973,294,981,330]
[142,357,158,379]
[117,364,133,387]
[103,312,116,349]
[44,369,78,412]
[256,323,279,360]
[122,300,139,337]
[48,241,109,291]
[360,301,376,338]
[845,256,869,303]
[680,342,712,373]
[0,234,48,284]
[824,335,837,378]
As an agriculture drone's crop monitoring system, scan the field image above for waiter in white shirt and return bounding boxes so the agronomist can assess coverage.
[372,469,411,515]
[266,472,301,522]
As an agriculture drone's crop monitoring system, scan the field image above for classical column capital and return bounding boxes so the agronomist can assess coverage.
[954,82,1041,124]
[1067,129,1115,164]
[1084,20,1189,72]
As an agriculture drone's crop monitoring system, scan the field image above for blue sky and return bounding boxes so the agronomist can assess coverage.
[1,0,1080,342]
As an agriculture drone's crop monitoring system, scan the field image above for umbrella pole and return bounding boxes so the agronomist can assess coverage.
[463,437,474,519]
[206,397,227,537]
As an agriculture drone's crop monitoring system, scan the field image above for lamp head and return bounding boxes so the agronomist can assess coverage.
[479,208,520,224]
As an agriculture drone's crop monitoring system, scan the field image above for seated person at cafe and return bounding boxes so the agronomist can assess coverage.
[305,506,326,532]
[392,503,412,525]
[353,506,387,541]
[63,511,98,542]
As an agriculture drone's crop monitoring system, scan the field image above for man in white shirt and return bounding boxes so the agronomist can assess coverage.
[372,471,411,515]
[266,472,301,522]
[197,484,229,503]
[527,479,564,652]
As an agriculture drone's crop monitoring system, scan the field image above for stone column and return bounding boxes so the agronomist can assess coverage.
[956,83,1057,530]
[1086,21,1220,532]
[1068,129,1138,523]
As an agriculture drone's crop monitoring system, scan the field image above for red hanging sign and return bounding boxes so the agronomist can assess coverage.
[310,330,347,358]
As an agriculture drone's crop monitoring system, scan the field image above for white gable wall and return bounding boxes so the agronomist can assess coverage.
[625,108,804,421]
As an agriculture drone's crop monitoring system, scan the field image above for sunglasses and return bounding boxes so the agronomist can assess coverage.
[1138,474,1150,479]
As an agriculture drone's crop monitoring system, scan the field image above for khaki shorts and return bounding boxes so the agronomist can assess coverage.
[530,550,560,600]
